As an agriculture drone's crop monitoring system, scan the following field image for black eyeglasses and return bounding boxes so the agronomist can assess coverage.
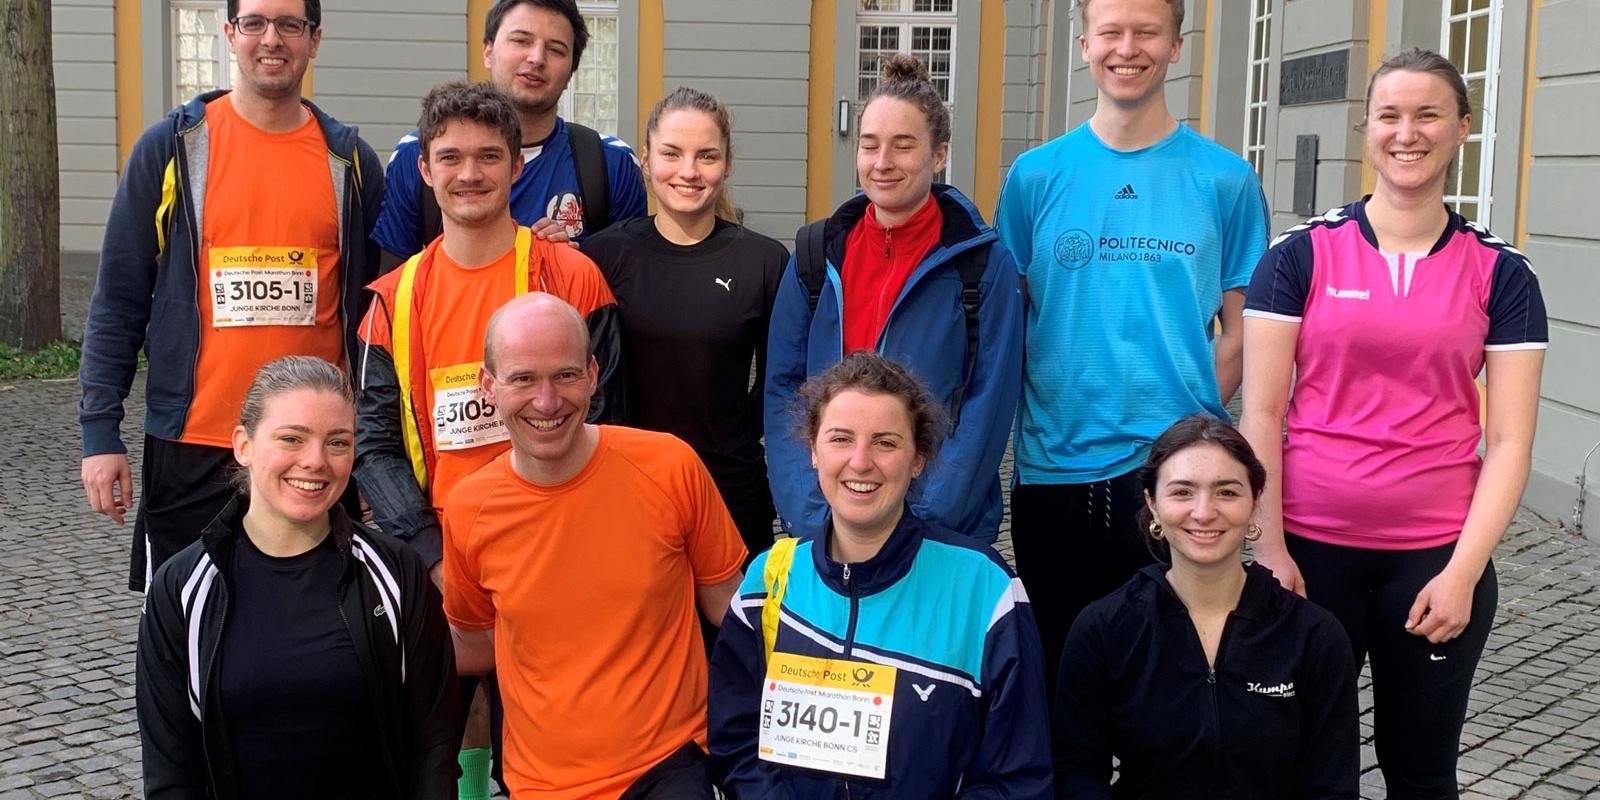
[231,15,316,38]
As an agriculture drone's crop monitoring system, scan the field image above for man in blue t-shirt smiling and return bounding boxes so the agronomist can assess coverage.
[994,0,1269,699]
[372,0,646,263]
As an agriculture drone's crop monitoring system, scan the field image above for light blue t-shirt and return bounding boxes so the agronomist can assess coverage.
[995,123,1268,484]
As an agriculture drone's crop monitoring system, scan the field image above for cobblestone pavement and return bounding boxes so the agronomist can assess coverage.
[2,376,1597,798]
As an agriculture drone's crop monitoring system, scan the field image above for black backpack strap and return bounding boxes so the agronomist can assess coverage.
[417,174,443,251]
[794,220,830,314]
[566,122,609,237]
[947,244,989,426]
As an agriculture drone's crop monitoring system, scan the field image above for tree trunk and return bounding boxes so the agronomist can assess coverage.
[0,0,62,350]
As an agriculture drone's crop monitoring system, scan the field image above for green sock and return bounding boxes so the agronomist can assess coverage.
[457,747,492,800]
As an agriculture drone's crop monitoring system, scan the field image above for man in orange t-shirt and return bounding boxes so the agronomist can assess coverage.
[78,0,386,592]
[354,81,623,576]
[445,292,746,799]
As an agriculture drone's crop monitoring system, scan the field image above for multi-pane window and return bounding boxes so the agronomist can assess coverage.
[1441,0,1502,226]
[1242,0,1272,180]
[856,0,956,182]
[560,1,620,138]
[172,1,232,102]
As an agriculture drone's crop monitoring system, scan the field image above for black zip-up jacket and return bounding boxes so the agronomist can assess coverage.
[1055,563,1358,799]
[135,497,460,799]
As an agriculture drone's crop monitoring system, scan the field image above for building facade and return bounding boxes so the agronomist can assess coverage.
[52,0,1599,536]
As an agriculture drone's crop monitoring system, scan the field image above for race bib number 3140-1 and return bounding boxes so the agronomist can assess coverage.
[758,652,896,779]
[208,246,317,327]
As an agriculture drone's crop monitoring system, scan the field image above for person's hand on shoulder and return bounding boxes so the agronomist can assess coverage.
[530,217,579,248]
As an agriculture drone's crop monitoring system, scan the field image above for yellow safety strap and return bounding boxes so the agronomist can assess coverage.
[761,537,800,664]
[392,227,536,492]
[154,159,177,259]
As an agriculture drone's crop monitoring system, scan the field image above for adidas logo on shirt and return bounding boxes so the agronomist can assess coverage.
[1113,183,1138,200]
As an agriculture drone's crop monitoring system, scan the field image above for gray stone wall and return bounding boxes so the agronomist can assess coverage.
[1522,0,1600,537]
[662,0,811,244]
[52,0,119,254]
[1000,0,1050,190]
[313,1,468,163]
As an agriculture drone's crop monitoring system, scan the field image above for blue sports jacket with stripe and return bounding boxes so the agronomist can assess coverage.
[708,508,1053,799]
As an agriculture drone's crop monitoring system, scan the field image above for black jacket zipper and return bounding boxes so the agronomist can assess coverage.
[842,562,858,799]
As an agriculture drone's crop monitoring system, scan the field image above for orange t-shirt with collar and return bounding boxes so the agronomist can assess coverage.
[360,230,616,509]
[185,95,343,447]
[441,427,747,799]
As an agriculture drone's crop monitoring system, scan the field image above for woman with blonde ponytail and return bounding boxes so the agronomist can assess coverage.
[581,86,788,562]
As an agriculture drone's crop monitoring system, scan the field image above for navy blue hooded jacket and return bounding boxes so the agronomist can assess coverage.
[709,509,1053,799]
[762,186,1023,543]
[78,90,384,457]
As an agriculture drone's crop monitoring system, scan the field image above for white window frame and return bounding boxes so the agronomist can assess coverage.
[1440,0,1502,227]
[558,1,621,138]
[171,0,232,104]
[1242,0,1272,180]
[855,0,959,183]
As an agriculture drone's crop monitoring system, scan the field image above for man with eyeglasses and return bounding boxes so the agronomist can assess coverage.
[371,0,647,264]
[79,0,386,592]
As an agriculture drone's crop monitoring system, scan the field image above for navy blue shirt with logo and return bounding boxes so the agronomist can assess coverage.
[373,116,647,253]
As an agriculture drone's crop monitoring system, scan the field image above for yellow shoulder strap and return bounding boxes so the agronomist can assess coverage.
[761,537,800,664]
[154,159,177,259]
[514,226,532,295]
[392,252,430,491]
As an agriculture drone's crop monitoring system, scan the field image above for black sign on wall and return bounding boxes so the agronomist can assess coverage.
[1294,135,1319,217]
[1280,49,1350,106]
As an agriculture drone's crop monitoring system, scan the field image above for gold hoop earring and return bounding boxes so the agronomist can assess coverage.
[1246,522,1262,542]
[1148,520,1164,540]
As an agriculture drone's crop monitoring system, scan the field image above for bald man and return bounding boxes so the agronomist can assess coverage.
[441,293,745,798]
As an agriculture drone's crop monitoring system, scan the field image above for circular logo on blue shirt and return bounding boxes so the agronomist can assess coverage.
[1053,229,1095,270]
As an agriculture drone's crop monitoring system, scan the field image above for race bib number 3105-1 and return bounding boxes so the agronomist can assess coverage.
[208,247,317,327]
[758,652,896,779]
[430,362,508,452]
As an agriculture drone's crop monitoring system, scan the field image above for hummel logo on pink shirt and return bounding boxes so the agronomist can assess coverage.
[1324,286,1370,300]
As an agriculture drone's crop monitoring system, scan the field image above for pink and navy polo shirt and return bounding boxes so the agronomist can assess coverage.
[1244,199,1547,550]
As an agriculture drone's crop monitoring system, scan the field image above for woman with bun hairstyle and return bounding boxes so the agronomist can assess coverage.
[1055,414,1358,799]
[763,54,1023,545]
[136,356,459,799]
[1241,48,1547,797]
[582,87,788,560]
[710,351,1051,799]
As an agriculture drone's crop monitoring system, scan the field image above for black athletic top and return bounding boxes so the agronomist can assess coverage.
[581,216,788,510]
[220,532,388,800]
[1055,563,1360,799]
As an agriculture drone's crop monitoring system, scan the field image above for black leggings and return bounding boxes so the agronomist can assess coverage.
[1011,472,1155,704]
[1288,534,1497,800]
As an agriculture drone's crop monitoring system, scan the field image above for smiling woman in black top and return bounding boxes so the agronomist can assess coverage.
[1055,415,1359,799]
[136,356,459,799]
[581,87,788,560]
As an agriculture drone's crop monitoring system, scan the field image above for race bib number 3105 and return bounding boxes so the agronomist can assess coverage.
[758,652,896,779]
[430,362,508,451]
[208,246,317,327]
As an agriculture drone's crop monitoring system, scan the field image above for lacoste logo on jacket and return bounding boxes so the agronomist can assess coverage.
[715,277,733,292]
[912,683,936,701]
[1246,680,1295,698]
